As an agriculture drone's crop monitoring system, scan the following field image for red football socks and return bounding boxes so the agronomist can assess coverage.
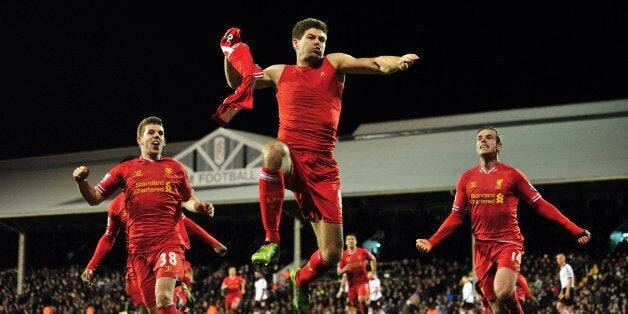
[296,250,330,288]
[259,167,284,244]
[157,303,183,314]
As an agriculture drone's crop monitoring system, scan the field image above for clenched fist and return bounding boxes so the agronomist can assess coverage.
[73,166,90,183]
[195,201,215,217]
[214,243,228,257]
[81,268,94,285]
[415,239,433,253]
[398,54,420,71]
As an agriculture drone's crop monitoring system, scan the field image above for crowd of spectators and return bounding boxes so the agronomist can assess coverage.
[1,182,625,313]
[1,251,625,313]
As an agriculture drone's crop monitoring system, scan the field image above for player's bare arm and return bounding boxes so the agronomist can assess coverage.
[254,64,284,89]
[182,194,214,217]
[329,52,419,75]
[224,58,242,89]
[370,259,377,274]
[72,166,104,205]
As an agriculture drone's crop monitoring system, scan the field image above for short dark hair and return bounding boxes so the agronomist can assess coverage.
[477,126,502,144]
[292,18,328,40]
[137,116,163,137]
[345,233,357,241]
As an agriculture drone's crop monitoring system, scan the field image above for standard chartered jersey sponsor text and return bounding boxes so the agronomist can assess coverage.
[189,168,261,187]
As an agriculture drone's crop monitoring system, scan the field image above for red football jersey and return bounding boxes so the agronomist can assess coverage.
[96,156,192,253]
[338,247,375,287]
[276,57,344,155]
[222,275,245,298]
[429,162,584,247]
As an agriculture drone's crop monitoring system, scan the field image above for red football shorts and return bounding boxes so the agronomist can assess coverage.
[225,295,242,310]
[474,240,523,302]
[347,282,370,308]
[125,258,143,307]
[286,150,343,224]
[131,246,185,308]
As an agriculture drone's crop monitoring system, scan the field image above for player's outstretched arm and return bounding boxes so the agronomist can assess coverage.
[531,198,591,244]
[330,53,419,75]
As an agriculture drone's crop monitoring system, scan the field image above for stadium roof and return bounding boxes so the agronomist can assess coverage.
[1,99,627,219]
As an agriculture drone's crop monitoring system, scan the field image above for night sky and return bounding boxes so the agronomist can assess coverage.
[2,2,626,160]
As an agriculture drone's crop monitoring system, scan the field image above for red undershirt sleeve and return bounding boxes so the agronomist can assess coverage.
[86,233,116,271]
[530,197,586,238]
[184,218,222,248]
[428,210,465,247]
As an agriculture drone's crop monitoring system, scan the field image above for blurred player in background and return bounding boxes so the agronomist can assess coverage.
[337,234,377,314]
[221,266,246,314]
